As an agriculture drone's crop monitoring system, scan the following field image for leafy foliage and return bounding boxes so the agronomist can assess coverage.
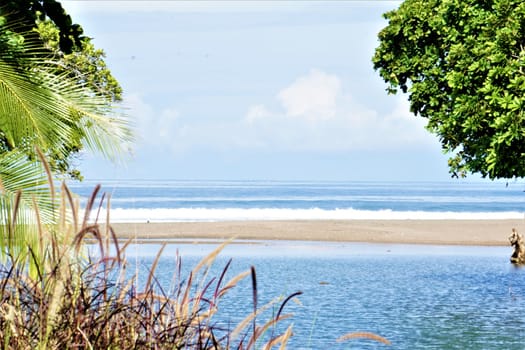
[1,3,124,179]
[3,0,84,54]
[373,0,525,179]
[0,19,131,168]
[36,18,123,103]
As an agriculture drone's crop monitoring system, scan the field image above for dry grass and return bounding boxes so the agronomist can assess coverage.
[337,331,392,345]
[0,181,391,348]
[0,183,303,349]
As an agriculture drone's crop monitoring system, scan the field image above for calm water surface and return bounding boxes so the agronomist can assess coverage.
[115,242,525,349]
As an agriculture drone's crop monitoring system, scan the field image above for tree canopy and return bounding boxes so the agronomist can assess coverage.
[4,0,84,53]
[373,0,525,179]
[1,1,123,179]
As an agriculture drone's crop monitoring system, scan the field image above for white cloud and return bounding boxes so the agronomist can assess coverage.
[242,69,438,151]
[245,104,273,124]
[125,94,181,149]
[278,69,341,121]
[125,94,261,155]
[122,70,438,158]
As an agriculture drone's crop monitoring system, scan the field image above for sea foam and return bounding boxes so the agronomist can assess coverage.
[90,207,525,223]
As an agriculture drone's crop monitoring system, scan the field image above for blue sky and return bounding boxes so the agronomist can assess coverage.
[63,1,454,181]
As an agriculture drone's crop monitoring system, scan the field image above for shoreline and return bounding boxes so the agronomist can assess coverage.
[106,219,525,246]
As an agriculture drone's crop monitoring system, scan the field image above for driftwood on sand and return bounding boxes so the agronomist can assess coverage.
[509,228,525,265]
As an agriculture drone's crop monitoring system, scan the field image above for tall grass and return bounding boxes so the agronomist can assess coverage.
[0,183,306,349]
[0,179,391,348]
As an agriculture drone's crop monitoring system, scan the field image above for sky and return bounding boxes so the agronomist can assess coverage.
[62,0,456,182]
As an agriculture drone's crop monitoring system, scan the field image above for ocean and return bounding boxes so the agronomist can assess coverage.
[77,180,525,349]
[70,179,525,222]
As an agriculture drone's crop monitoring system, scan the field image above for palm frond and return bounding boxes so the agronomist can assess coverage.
[0,151,54,219]
[0,151,55,274]
[0,15,133,163]
[0,58,73,154]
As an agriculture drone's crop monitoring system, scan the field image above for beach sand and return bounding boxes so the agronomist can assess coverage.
[108,219,525,246]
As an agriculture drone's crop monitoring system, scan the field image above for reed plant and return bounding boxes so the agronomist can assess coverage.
[0,174,391,348]
[0,182,304,349]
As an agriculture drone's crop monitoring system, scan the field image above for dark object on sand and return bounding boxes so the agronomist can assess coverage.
[509,228,525,265]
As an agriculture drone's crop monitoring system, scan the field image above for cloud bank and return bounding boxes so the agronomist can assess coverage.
[243,69,437,151]
[128,69,438,156]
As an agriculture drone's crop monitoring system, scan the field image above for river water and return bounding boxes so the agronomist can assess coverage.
[113,242,525,349]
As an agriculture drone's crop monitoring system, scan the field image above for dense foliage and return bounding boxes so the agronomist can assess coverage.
[373,0,525,179]
[1,1,123,179]
[3,0,83,53]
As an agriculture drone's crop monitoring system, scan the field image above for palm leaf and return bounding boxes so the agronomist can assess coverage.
[0,56,132,161]
[0,151,53,270]
[0,14,133,164]
[0,58,71,153]
[0,151,54,218]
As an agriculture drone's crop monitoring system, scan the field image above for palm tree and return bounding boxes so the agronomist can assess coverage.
[0,14,132,271]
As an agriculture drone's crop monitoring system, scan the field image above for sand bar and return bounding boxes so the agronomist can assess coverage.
[108,220,525,246]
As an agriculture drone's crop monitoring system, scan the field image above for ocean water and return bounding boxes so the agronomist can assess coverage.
[76,180,525,348]
[70,180,525,222]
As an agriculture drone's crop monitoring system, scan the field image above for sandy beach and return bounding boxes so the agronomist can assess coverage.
[108,219,525,246]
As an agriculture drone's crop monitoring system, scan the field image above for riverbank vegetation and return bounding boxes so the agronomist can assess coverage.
[0,177,392,348]
[0,181,303,348]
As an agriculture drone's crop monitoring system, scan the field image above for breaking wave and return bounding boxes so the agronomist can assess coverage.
[91,207,525,223]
